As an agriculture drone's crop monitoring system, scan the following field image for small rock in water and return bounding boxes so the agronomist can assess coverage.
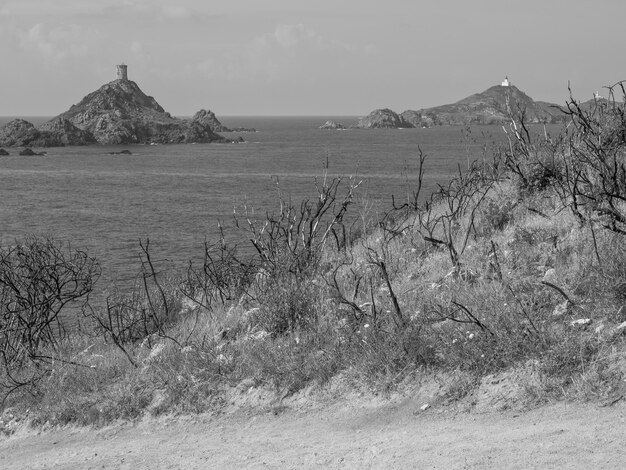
[19,148,45,156]
[319,120,346,130]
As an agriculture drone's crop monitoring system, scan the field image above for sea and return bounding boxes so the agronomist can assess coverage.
[0,116,539,290]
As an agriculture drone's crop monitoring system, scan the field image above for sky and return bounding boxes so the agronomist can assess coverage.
[0,0,624,116]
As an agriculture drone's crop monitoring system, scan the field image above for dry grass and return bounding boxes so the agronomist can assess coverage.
[4,93,626,427]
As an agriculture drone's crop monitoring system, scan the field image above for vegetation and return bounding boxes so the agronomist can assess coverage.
[2,83,626,429]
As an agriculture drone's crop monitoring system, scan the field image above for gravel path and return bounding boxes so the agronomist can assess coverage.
[1,401,625,469]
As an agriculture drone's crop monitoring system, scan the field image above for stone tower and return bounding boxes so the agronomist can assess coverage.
[116,64,128,81]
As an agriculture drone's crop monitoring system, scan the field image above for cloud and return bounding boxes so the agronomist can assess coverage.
[19,23,92,63]
[130,41,144,55]
[159,5,192,20]
[0,0,100,17]
[256,23,355,53]
[96,1,202,23]
[193,24,375,83]
[273,24,316,49]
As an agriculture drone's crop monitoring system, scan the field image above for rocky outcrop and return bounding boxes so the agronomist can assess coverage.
[192,110,256,133]
[47,79,230,145]
[0,120,41,146]
[400,110,435,128]
[0,118,95,147]
[356,109,413,129]
[0,148,9,156]
[319,120,346,130]
[37,118,97,145]
[191,109,231,133]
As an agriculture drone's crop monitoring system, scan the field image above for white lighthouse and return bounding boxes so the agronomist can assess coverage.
[501,76,510,87]
[116,64,128,81]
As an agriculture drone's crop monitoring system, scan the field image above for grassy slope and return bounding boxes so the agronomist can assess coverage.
[2,101,626,430]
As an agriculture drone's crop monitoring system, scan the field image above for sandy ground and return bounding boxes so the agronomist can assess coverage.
[1,399,625,469]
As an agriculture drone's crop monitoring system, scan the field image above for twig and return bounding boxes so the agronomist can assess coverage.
[541,281,572,303]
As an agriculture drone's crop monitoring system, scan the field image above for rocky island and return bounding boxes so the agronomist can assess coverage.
[188,109,256,134]
[319,120,346,130]
[0,65,243,146]
[358,77,568,128]
[356,108,411,129]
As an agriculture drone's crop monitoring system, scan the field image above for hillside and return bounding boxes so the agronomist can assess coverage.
[408,84,564,126]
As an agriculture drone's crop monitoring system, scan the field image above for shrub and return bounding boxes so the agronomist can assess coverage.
[479,197,517,234]
[182,235,256,313]
[82,239,183,367]
[252,275,325,334]
[0,237,99,395]
[239,175,361,279]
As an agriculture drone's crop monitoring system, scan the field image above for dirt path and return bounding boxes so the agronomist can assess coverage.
[1,400,625,469]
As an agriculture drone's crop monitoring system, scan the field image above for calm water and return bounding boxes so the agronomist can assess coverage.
[0,116,523,286]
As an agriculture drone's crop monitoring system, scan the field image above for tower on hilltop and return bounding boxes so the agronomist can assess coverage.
[116,64,128,81]
[501,76,510,87]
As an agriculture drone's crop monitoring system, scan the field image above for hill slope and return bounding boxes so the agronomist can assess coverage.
[402,85,565,127]
[357,84,566,129]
